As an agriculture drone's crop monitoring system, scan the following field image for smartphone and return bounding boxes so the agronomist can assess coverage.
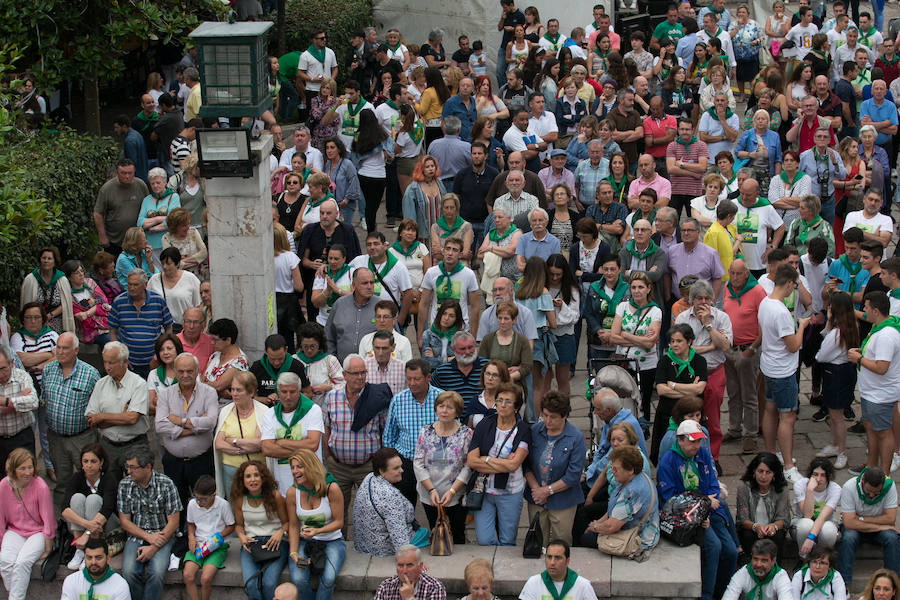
[854,174,864,180]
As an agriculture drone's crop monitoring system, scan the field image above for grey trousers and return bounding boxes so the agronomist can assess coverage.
[49,428,98,508]
[724,347,760,437]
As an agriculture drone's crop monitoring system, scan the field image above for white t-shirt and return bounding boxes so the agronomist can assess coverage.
[395,130,424,159]
[502,123,543,154]
[147,270,201,324]
[858,325,900,404]
[298,47,338,93]
[349,254,412,305]
[312,268,352,326]
[840,474,898,517]
[260,403,325,493]
[358,330,414,363]
[793,479,842,520]
[61,570,131,600]
[785,23,819,60]
[758,296,799,378]
[374,102,400,137]
[334,100,376,152]
[733,203,784,271]
[274,251,301,294]
[758,273,811,319]
[843,210,893,256]
[690,196,720,232]
[528,111,559,159]
[519,573,599,600]
[357,147,386,178]
[890,292,900,318]
[279,145,324,171]
[801,254,830,314]
[613,302,663,371]
[386,44,408,64]
[420,264,479,327]
[187,495,235,541]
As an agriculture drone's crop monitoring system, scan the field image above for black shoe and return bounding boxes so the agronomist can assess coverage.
[848,421,867,434]
[811,408,829,422]
[844,407,856,421]
[810,394,822,407]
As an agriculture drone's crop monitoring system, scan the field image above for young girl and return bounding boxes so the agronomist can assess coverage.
[545,254,580,400]
[515,256,557,412]
[421,299,463,370]
[184,475,236,600]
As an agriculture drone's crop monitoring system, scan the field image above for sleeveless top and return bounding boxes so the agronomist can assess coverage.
[295,485,343,541]
[242,496,282,538]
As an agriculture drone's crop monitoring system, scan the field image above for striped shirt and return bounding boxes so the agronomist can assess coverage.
[430,357,488,418]
[10,330,59,384]
[665,138,708,196]
[117,470,182,541]
[323,384,388,465]
[0,368,39,436]
[107,290,173,367]
[383,385,443,459]
[365,356,406,396]
[41,359,100,436]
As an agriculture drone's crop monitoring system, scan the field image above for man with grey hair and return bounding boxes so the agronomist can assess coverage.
[619,218,667,306]
[431,331,489,418]
[279,125,324,170]
[515,207,561,272]
[441,76,477,141]
[676,279,733,466]
[261,370,325,492]
[573,139,611,212]
[86,341,150,479]
[428,115,472,187]
[373,544,446,600]
[477,277,539,341]
[485,151,547,207]
[183,66,202,121]
[698,91,739,160]
[666,217,725,301]
[325,267,378,364]
[584,388,646,489]
[492,170,540,225]
[652,206,681,252]
[0,345,38,475]
[108,268,172,379]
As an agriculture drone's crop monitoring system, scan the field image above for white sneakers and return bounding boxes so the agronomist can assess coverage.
[67,548,84,571]
[891,453,900,473]
[833,453,848,470]
[816,445,839,458]
[168,553,180,571]
[784,466,802,484]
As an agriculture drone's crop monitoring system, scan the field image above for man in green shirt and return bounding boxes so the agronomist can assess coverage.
[651,4,685,52]
[277,50,304,122]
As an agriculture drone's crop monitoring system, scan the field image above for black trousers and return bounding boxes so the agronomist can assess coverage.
[396,456,419,508]
[0,428,35,478]
[572,483,610,547]
[423,502,468,545]
[669,194,694,222]
[737,527,787,563]
[360,175,386,232]
[385,161,403,220]
[651,396,678,466]
[276,291,304,354]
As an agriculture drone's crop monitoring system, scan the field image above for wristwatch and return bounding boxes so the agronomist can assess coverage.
[670,381,677,390]
[703,323,713,332]
[548,484,555,495]
[232,438,238,447]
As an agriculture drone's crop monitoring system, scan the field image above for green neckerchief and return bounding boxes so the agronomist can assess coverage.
[722,169,737,187]
[541,569,578,600]
[796,215,822,245]
[709,4,725,14]
[630,209,657,229]
[488,224,517,242]
[882,53,900,65]
[429,323,458,340]
[305,192,334,215]
[296,350,328,365]
[855,468,895,504]
[862,26,878,44]
[745,563,782,600]
[813,147,830,162]
[667,347,696,378]
[31,267,64,290]
[625,238,658,260]
[306,44,327,66]
[133,110,158,132]
[593,47,610,58]
[82,565,116,600]
[274,394,315,440]
[69,284,87,294]
[155,366,175,388]
[435,260,464,298]
[780,170,805,187]
[666,417,677,432]
[839,253,863,295]
[294,472,337,497]
[800,565,835,599]
[590,277,628,326]
[628,298,659,311]
[385,99,399,111]
[391,240,420,257]
[743,196,770,215]
[671,440,700,490]
[859,316,900,370]
[706,106,734,121]
[370,252,399,280]
[16,325,53,340]
[347,96,367,117]
[726,274,758,305]
[325,264,351,307]
[543,32,561,45]
[437,214,465,237]
[261,353,295,382]
[387,41,403,53]
[712,26,723,37]
[606,175,629,204]
[890,288,900,300]
[675,135,698,150]
[409,121,425,145]
[151,187,175,202]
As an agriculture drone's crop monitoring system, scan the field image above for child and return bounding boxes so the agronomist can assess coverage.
[183,475,236,600]
[469,41,487,77]
[421,299,463,369]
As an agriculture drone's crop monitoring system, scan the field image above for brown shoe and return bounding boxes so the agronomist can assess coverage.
[742,437,757,454]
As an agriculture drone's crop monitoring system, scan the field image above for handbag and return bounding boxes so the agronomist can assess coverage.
[522,511,543,558]
[596,473,656,559]
[769,40,782,57]
[247,538,282,563]
[430,504,453,556]
[40,518,73,582]
[463,474,486,510]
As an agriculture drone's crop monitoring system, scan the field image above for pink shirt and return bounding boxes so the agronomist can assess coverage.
[0,476,56,539]
[178,331,214,374]
[589,29,621,51]
[628,173,672,204]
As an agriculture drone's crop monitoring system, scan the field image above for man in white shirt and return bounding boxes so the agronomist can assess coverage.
[298,30,338,95]
[882,258,900,317]
[519,540,598,600]
[697,12,736,79]
[350,231,413,326]
[503,108,546,173]
[697,92,740,161]
[843,189,893,251]
[279,125,324,170]
[539,19,569,54]
[759,264,810,483]
[785,7,819,61]
[758,248,812,320]
[734,179,785,277]
[857,11,883,50]
[61,538,131,600]
[721,539,792,600]
[358,300,413,362]
[528,92,559,161]
[417,236,480,346]
[332,80,375,152]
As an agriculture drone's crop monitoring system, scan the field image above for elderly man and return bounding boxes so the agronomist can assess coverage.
[154,353,218,508]
[573,140,611,212]
[587,180,629,253]
[734,178,785,278]
[477,277,539,341]
[366,331,407,396]
[486,151,547,206]
[667,217,725,301]
[250,333,310,406]
[515,208,561,272]
[652,206,681,252]
[520,540,598,600]
[859,79,898,155]
[417,236,480,345]
[117,447,181,600]
[350,232,413,326]
[538,149,575,200]
[261,372,325,492]
[177,306,213,374]
[585,388,647,490]
[619,218,667,307]
[428,116,472,186]
[789,97,836,154]
[441,77,478,141]
[93,158,149,256]
[676,280,733,464]
[86,342,150,479]
[814,75,843,132]
[492,169,540,228]
[324,353,391,528]
[431,331,489,418]
[607,90,644,168]
[325,267,379,363]
[627,154,672,211]
[42,332,100,506]
[666,118,708,220]
[383,359,443,506]
[0,346,38,472]
[502,108,546,173]
[372,545,446,600]
[274,583,300,600]
[698,92,740,161]
[108,269,173,378]
[279,125,324,170]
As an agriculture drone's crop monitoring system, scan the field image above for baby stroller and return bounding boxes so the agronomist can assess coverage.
[585,360,641,463]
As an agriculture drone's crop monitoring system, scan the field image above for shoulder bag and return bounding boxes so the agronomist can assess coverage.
[464,424,517,510]
[596,473,657,559]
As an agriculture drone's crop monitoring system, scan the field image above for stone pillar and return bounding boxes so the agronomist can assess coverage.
[205,134,275,362]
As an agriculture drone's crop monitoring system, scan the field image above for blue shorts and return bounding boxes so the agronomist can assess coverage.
[554,334,576,365]
[764,374,799,413]
[861,399,896,431]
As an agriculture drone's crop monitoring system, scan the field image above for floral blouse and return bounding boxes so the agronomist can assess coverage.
[413,423,473,507]
[203,350,249,401]
[614,302,662,370]
[729,20,762,60]
[352,473,415,557]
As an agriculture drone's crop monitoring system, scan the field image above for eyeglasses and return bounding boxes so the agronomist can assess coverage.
[496,397,516,405]
[315,36,327,40]
[286,180,301,185]
[344,370,366,376]
[124,464,148,472]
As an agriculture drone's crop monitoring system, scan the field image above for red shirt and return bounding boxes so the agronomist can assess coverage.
[643,114,677,158]
[722,283,767,345]
[177,331,214,374]
[797,116,835,153]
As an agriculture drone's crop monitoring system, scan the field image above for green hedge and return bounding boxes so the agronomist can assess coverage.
[0,128,117,313]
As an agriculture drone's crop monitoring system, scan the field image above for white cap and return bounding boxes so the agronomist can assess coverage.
[676,419,707,441]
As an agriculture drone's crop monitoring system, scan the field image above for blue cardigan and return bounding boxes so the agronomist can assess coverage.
[468,413,532,491]
[657,442,727,520]
[524,421,586,509]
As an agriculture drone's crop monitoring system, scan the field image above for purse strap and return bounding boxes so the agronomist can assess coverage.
[368,476,387,522]
[634,473,657,529]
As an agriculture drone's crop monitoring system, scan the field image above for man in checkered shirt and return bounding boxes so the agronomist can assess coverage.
[372,545,447,600]
[0,345,39,472]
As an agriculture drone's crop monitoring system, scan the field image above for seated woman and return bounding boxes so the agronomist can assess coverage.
[735,452,790,563]
[214,371,267,497]
[286,449,345,600]
[353,447,419,556]
[204,318,250,404]
[147,333,182,414]
[20,246,74,334]
[231,460,289,600]
[295,323,344,406]
[60,443,117,570]
[0,449,55,600]
[583,445,659,561]
[477,303,533,398]
[468,360,511,428]
[657,396,712,465]
[466,382,531,546]
[420,299,463,370]
[790,545,847,600]
[792,457,841,558]
[61,260,111,348]
[460,558,500,600]
[858,568,899,600]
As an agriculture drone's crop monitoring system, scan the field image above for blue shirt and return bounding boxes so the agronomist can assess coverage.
[798,147,846,198]
[657,442,727,520]
[828,257,871,308]
[115,252,154,288]
[675,33,699,68]
[107,290,173,367]
[427,135,472,182]
[441,95,478,141]
[383,385,443,459]
[430,358,489,418]
[515,231,561,262]
[585,408,648,485]
[859,97,899,144]
[735,128,782,175]
[524,421,586,509]
[123,129,148,183]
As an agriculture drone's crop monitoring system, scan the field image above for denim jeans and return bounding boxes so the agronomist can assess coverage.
[340,196,365,225]
[122,536,176,600]
[240,538,289,600]
[289,538,347,600]
[496,47,508,88]
[279,79,300,122]
[473,491,524,545]
[837,527,900,587]
[701,512,738,600]
[874,0,885,32]
[819,196,835,226]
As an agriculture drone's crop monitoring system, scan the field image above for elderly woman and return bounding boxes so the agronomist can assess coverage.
[60,443,118,570]
[353,447,421,556]
[148,246,201,330]
[168,154,205,233]
[582,422,651,527]
[736,109,782,196]
[477,208,522,283]
[421,29,451,69]
[477,303,533,394]
[321,137,363,226]
[161,207,208,278]
[736,452,791,562]
[743,88,785,132]
[286,449,345,600]
[21,246,74,333]
[0,448,55,600]
[584,445,659,561]
[297,172,334,229]
[137,167,181,267]
[413,390,473,545]
[785,194,835,256]
[698,66,737,112]
[792,457,841,559]
[466,382,531,546]
[146,333,182,414]
[61,260,111,347]
[766,149,810,232]
[214,371,267,497]
[115,227,156,287]
[523,391,585,546]
[430,193,474,264]
[402,155,446,240]
[859,125,889,195]
[460,558,500,600]
[231,460,289,600]
[296,323,343,406]
[204,318,250,404]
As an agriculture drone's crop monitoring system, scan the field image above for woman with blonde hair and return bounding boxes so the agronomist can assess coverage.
[168,153,205,232]
[385,28,410,71]
[460,558,499,600]
[698,65,736,112]
[296,171,333,228]
[214,371,267,496]
[273,222,304,353]
[146,72,165,108]
[115,227,155,287]
[310,78,340,152]
[162,207,208,278]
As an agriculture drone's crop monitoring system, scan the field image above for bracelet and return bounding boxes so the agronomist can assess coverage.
[807,533,817,541]
[290,551,299,557]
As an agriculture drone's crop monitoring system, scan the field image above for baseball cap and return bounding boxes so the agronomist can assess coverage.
[676,420,707,440]
[550,149,567,157]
